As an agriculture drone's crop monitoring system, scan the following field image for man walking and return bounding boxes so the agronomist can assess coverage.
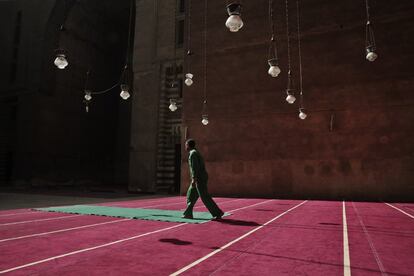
[182,139,224,219]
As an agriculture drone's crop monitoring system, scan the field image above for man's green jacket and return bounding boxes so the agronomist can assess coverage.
[188,149,208,183]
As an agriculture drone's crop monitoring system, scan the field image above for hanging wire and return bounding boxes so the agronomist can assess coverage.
[187,0,192,49]
[186,0,192,72]
[87,0,134,96]
[121,0,134,88]
[366,22,376,47]
[296,0,304,106]
[83,70,91,112]
[84,70,90,91]
[83,32,94,93]
[123,64,130,87]
[365,0,371,22]
[60,1,65,30]
[90,82,121,95]
[365,24,376,49]
[125,0,134,66]
[174,0,178,84]
[55,0,71,52]
[226,0,242,5]
[269,0,275,37]
[285,0,292,72]
[285,0,294,93]
[60,0,69,31]
[268,0,278,60]
[203,0,208,104]
[365,0,376,48]
[168,0,179,88]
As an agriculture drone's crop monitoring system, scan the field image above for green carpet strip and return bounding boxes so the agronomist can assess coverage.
[34,205,229,224]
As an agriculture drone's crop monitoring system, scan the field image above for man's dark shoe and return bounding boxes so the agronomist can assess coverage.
[214,211,224,220]
[182,214,193,219]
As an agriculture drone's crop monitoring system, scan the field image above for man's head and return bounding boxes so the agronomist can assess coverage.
[185,139,196,151]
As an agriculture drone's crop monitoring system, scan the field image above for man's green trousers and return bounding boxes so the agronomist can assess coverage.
[183,181,223,217]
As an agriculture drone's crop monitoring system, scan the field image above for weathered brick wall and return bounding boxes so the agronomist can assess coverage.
[181,0,414,200]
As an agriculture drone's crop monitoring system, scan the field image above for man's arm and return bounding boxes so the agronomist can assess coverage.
[189,152,201,187]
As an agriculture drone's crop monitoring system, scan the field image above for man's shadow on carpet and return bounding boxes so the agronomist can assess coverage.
[216,218,260,227]
[159,238,193,246]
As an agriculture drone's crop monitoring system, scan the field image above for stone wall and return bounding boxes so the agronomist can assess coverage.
[129,0,184,192]
[181,0,414,200]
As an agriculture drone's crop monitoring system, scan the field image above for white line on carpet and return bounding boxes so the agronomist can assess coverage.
[0,211,34,217]
[384,203,414,219]
[0,215,82,226]
[352,202,387,276]
[0,199,274,274]
[343,201,351,276]
[170,200,307,276]
[0,224,187,274]
[0,219,130,243]
[190,198,244,210]
[0,198,242,242]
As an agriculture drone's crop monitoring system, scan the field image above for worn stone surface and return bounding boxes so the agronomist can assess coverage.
[181,0,414,200]
[129,0,185,192]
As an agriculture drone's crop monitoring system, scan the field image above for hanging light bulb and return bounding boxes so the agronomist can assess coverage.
[286,90,296,104]
[267,0,280,78]
[298,108,307,120]
[365,46,378,62]
[84,89,91,113]
[185,73,194,86]
[285,70,296,104]
[54,54,68,69]
[225,3,244,32]
[169,99,178,112]
[120,84,130,100]
[268,58,281,77]
[201,114,209,125]
[365,21,377,62]
[185,50,194,86]
[83,99,90,113]
[364,0,378,63]
[84,90,92,101]
[286,94,296,104]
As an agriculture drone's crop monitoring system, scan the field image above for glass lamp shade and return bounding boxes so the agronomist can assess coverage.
[169,99,178,112]
[299,109,307,120]
[84,91,92,101]
[268,59,281,77]
[201,115,209,125]
[286,94,296,104]
[226,3,243,32]
[54,54,68,69]
[120,84,130,100]
[184,78,193,86]
[185,73,194,86]
[268,65,281,77]
[366,47,378,62]
[226,15,244,32]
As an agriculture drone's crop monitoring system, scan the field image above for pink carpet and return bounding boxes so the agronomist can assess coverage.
[0,198,412,275]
